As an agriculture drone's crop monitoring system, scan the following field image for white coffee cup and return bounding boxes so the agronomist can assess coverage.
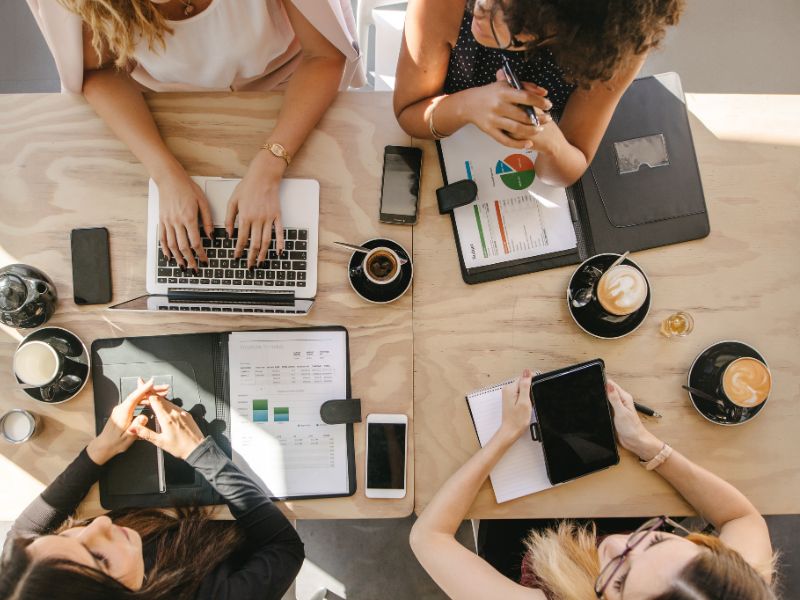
[13,341,62,387]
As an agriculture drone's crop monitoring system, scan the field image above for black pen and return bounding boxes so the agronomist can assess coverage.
[499,55,540,127]
[634,401,662,419]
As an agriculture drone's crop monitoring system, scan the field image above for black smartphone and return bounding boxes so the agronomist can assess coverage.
[379,145,422,225]
[530,359,619,486]
[70,227,112,304]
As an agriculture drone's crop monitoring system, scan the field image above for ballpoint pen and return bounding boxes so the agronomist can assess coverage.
[634,401,662,418]
[499,54,540,127]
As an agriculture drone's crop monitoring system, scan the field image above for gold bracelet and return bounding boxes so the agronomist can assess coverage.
[428,99,447,140]
[260,142,291,166]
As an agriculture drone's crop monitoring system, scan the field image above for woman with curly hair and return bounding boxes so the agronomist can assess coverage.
[27,0,360,271]
[394,0,684,186]
[410,372,777,599]
[0,378,304,600]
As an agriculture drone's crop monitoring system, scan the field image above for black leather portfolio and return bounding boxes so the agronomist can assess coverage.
[92,326,358,510]
[437,72,710,284]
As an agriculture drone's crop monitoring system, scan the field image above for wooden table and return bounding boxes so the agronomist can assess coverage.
[0,92,414,521]
[413,94,800,518]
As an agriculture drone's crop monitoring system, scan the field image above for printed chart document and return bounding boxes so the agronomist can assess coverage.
[440,124,577,270]
[229,330,350,498]
[466,381,552,503]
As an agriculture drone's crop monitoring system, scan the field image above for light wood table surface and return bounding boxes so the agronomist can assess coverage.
[413,94,800,518]
[0,91,413,521]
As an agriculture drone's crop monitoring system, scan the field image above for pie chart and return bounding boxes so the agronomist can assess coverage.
[495,154,535,190]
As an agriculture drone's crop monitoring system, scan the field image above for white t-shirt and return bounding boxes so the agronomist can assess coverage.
[131,0,301,91]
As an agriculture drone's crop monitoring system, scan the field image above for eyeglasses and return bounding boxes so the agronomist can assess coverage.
[594,516,691,598]
[487,7,524,50]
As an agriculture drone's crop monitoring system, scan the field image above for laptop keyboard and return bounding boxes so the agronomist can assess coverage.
[156,227,309,289]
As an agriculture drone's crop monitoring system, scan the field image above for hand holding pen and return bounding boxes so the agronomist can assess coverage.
[498,56,545,127]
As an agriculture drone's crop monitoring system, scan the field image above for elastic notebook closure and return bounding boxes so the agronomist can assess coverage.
[320,398,362,424]
[436,179,478,214]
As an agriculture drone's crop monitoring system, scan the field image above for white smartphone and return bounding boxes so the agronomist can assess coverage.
[365,413,408,499]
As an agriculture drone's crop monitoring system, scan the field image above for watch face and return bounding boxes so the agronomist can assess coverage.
[268,143,289,164]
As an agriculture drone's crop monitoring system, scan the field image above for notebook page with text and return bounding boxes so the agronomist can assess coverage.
[467,383,552,503]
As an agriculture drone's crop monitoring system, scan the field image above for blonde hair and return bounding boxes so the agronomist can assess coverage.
[57,0,172,68]
[522,521,777,600]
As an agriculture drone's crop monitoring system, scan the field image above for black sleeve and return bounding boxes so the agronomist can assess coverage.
[9,448,104,537]
[186,437,304,600]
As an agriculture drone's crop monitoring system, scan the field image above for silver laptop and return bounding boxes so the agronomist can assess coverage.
[110,176,319,316]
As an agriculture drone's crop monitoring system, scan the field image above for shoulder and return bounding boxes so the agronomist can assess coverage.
[406,0,465,47]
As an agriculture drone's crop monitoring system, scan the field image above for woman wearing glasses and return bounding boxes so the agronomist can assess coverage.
[410,371,776,599]
[394,0,683,187]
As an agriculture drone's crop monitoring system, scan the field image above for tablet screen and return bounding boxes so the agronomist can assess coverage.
[531,361,619,485]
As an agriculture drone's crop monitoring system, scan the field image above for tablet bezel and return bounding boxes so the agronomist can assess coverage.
[530,359,620,486]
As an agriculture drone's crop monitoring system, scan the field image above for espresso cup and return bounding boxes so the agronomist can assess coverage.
[719,357,772,408]
[362,247,401,286]
[13,340,63,387]
[596,264,649,317]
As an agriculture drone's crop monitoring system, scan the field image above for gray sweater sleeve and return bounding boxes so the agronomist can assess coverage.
[186,437,305,600]
[8,448,104,537]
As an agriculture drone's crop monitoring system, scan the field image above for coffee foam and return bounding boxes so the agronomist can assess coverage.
[597,264,648,316]
[14,342,59,387]
[723,358,771,407]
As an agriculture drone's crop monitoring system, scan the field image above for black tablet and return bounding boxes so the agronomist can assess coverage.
[530,359,619,485]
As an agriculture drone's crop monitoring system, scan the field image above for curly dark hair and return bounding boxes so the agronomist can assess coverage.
[472,0,685,87]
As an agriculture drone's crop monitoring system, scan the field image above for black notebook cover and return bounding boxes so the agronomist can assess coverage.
[92,326,356,510]
[437,72,709,284]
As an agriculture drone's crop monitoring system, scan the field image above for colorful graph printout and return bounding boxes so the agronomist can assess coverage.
[495,154,535,190]
[252,399,269,423]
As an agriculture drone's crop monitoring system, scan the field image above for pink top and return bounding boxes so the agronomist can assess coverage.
[26,0,365,94]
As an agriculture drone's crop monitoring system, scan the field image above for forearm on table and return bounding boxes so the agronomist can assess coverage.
[395,91,472,139]
[412,431,516,542]
[628,435,760,529]
[82,68,183,183]
[12,448,103,535]
[657,448,761,529]
[263,55,344,160]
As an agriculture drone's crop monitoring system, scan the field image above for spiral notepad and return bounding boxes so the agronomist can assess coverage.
[466,381,552,503]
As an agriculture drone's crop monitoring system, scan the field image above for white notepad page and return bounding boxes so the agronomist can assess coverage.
[467,381,552,503]
[229,330,350,498]
[439,124,577,270]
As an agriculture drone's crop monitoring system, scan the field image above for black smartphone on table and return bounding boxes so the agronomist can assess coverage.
[70,227,112,304]
[530,359,619,486]
[379,145,422,225]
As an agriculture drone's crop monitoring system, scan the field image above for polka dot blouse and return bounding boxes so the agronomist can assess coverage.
[443,9,576,113]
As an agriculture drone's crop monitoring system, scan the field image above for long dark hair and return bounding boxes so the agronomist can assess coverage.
[0,507,243,600]
[470,0,685,87]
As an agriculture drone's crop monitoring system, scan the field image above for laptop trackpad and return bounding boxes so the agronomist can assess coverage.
[203,179,239,225]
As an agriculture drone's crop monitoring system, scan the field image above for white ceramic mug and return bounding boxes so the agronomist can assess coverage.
[13,341,63,387]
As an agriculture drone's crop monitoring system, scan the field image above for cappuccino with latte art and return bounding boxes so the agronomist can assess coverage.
[722,357,772,408]
[596,265,648,316]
